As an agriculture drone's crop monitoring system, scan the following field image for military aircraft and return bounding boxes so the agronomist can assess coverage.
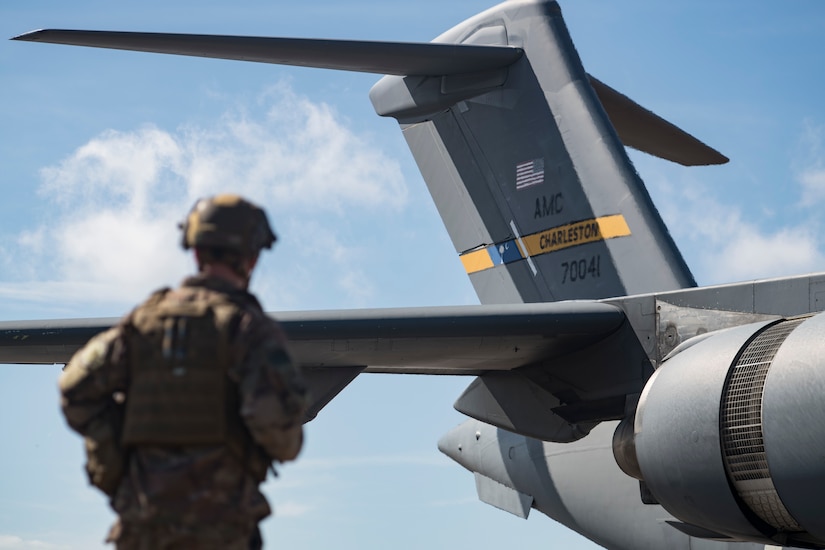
[4,0,824,548]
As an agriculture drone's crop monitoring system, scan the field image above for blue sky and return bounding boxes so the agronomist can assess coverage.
[2,1,825,548]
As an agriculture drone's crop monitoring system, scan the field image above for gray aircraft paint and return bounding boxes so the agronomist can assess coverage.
[438,420,772,550]
[7,0,823,548]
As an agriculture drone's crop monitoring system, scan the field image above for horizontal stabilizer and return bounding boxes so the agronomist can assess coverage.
[12,30,523,76]
[11,30,724,165]
[588,76,728,166]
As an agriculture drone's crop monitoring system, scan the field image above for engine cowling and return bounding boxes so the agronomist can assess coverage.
[621,312,825,548]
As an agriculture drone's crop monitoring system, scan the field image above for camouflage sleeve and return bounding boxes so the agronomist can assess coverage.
[58,326,128,435]
[234,317,308,462]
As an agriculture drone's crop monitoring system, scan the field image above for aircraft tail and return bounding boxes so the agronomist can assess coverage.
[14,0,725,305]
[370,0,721,304]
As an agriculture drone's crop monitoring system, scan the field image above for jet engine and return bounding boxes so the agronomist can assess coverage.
[613,312,825,548]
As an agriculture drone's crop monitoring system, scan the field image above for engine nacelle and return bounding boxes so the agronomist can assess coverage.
[625,312,825,548]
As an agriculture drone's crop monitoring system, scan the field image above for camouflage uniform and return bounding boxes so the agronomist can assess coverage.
[59,274,307,550]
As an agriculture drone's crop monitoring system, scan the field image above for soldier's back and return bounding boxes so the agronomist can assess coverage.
[109,277,283,549]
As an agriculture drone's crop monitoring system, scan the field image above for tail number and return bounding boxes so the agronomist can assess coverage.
[561,256,601,284]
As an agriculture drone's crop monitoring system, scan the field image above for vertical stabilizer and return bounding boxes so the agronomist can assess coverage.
[370,0,695,304]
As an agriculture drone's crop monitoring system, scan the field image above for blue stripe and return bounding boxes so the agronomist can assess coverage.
[484,240,523,267]
[498,241,523,263]
[487,244,503,265]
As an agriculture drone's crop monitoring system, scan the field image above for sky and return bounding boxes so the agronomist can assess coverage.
[1,1,825,548]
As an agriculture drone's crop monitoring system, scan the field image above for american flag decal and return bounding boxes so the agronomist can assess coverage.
[515,158,545,189]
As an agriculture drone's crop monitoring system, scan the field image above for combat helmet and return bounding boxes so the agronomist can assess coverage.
[180,194,277,257]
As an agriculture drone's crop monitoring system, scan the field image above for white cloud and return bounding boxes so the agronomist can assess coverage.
[703,224,823,283]
[3,83,407,312]
[646,161,825,285]
[16,228,45,254]
[678,190,823,283]
[40,126,184,211]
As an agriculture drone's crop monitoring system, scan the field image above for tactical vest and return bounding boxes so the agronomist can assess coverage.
[121,287,245,450]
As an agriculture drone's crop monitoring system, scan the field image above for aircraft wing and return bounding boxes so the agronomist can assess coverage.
[0,302,640,431]
[0,302,622,370]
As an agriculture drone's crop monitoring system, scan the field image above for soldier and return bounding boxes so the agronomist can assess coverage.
[58,194,308,549]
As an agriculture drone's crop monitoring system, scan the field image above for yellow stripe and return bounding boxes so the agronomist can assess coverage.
[460,248,495,274]
[521,214,630,256]
[597,214,632,239]
[459,215,631,274]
